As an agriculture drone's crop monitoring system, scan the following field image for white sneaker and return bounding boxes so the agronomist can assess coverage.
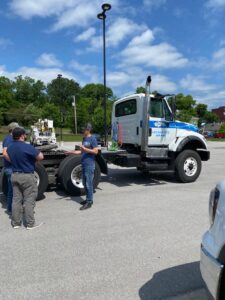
[27,222,44,230]
[13,225,21,229]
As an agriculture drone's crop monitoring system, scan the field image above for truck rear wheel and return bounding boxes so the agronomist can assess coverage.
[58,156,101,196]
[175,150,202,183]
[35,162,48,200]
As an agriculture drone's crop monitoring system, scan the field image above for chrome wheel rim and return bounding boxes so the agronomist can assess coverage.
[71,165,84,188]
[184,157,198,177]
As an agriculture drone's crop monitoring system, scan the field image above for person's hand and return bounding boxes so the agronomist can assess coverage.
[80,145,87,152]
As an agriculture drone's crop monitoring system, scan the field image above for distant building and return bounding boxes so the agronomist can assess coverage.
[212,106,225,122]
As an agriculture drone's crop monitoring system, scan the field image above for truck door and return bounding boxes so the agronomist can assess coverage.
[148,97,177,146]
[114,97,141,145]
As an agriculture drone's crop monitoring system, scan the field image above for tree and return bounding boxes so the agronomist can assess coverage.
[219,123,225,133]
[205,112,219,123]
[92,102,112,134]
[13,76,47,105]
[175,93,196,122]
[47,76,80,108]
[176,93,196,111]
[23,103,42,125]
[136,86,146,94]
[41,103,61,127]
[81,84,113,102]
[195,103,208,118]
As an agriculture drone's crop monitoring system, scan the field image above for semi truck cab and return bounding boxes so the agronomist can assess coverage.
[109,92,210,183]
[112,93,199,149]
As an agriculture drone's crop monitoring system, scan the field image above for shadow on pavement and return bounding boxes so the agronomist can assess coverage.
[50,186,84,205]
[101,167,178,188]
[139,261,211,300]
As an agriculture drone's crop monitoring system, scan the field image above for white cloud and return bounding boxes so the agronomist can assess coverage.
[0,37,12,48]
[90,17,147,50]
[128,29,154,47]
[194,90,225,109]
[107,18,146,47]
[212,47,225,69]
[9,0,118,31]
[0,64,76,83]
[120,40,188,69]
[205,0,225,10]
[180,74,217,93]
[51,2,98,31]
[9,0,76,19]
[70,60,99,82]
[143,0,167,9]
[108,67,177,93]
[74,27,96,42]
[36,53,63,68]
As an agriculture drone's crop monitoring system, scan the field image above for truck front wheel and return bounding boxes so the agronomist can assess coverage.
[175,150,202,183]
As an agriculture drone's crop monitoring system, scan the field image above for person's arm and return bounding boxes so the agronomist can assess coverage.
[80,146,98,155]
[2,147,10,162]
[36,152,44,161]
[64,150,82,155]
[80,137,98,155]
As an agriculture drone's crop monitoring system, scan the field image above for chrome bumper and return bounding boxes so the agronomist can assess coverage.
[200,245,224,299]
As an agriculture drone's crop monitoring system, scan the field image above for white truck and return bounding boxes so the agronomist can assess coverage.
[0,76,210,200]
[106,76,210,183]
[200,180,225,300]
[30,119,57,146]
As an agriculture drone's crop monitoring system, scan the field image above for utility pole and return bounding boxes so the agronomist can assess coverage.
[72,95,77,135]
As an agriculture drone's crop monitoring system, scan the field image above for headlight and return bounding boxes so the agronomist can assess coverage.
[209,187,220,226]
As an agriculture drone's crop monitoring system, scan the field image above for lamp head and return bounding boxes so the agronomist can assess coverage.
[102,3,111,11]
[97,12,106,20]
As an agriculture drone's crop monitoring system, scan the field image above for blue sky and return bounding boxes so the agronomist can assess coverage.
[0,0,225,108]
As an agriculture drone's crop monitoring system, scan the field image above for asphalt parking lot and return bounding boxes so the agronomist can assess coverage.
[1,141,224,300]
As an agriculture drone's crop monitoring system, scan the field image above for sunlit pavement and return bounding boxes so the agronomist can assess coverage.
[0,141,223,299]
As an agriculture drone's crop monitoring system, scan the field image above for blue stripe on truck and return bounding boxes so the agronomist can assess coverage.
[149,120,198,132]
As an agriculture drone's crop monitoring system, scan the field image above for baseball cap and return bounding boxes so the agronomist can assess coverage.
[84,123,93,131]
[8,122,19,131]
[12,127,26,140]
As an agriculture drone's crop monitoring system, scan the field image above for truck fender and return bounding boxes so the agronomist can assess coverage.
[176,136,207,152]
[175,136,209,161]
[96,153,108,175]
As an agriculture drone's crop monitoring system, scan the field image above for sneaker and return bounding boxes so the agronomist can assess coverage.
[80,203,92,211]
[27,222,44,230]
[12,223,21,229]
[80,200,87,205]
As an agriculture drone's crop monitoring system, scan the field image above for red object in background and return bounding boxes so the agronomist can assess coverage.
[215,133,225,138]
[118,122,122,145]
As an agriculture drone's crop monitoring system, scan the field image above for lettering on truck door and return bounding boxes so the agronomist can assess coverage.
[148,98,177,146]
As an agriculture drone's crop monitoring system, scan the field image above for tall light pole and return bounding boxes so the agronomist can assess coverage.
[57,74,63,143]
[97,3,111,147]
[72,95,77,135]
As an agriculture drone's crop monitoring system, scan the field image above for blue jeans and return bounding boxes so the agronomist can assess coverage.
[82,164,95,204]
[4,168,13,212]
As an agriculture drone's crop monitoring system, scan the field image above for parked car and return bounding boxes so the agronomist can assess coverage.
[200,180,225,299]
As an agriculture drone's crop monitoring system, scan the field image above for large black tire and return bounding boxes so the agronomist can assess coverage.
[58,156,101,196]
[175,150,202,183]
[35,162,49,200]
[0,168,7,196]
